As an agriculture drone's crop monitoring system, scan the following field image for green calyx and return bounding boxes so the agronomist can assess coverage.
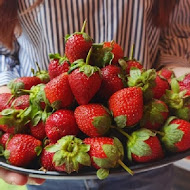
[114,115,127,128]
[160,116,184,152]
[49,53,70,65]
[127,128,156,161]
[45,135,91,173]
[8,80,25,96]
[0,144,4,156]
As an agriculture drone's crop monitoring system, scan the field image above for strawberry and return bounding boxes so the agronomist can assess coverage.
[177,73,190,96]
[109,87,143,128]
[140,99,169,130]
[11,95,30,110]
[45,110,79,143]
[0,132,12,149]
[159,117,190,152]
[125,128,164,163]
[103,41,124,64]
[84,137,133,179]
[74,104,111,137]
[44,73,74,110]
[45,135,91,173]
[157,68,175,82]
[68,49,102,105]
[65,20,93,63]
[97,65,126,100]
[8,76,42,96]
[48,54,70,80]
[4,134,42,167]
[0,93,14,112]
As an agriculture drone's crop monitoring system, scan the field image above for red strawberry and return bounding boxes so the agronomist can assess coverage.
[0,93,14,112]
[109,87,143,127]
[177,73,190,96]
[44,73,74,110]
[159,117,190,152]
[12,95,30,110]
[30,121,46,141]
[84,137,133,179]
[65,20,93,63]
[4,134,42,167]
[45,135,91,173]
[48,54,70,80]
[103,41,124,64]
[157,68,175,82]
[152,75,170,99]
[45,110,79,143]
[97,65,125,100]
[125,128,164,163]
[140,99,169,130]
[0,133,12,149]
[8,76,41,96]
[74,104,111,137]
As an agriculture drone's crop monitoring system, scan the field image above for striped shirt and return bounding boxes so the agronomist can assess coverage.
[0,0,189,86]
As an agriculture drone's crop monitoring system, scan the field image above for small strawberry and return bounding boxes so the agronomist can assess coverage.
[159,117,190,152]
[97,65,126,100]
[84,137,133,179]
[177,73,190,96]
[45,110,79,143]
[44,73,74,110]
[4,134,42,167]
[74,104,111,137]
[0,132,12,149]
[11,95,30,110]
[45,135,91,173]
[109,87,143,128]
[140,99,169,130]
[68,49,102,105]
[0,93,14,112]
[65,20,93,63]
[48,54,70,80]
[157,68,175,82]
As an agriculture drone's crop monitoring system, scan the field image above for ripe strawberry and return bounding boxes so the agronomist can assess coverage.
[157,68,175,82]
[44,73,74,110]
[177,73,190,96]
[159,117,190,152]
[45,135,91,173]
[65,20,93,63]
[74,104,111,137]
[30,121,46,141]
[140,99,169,130]
[8,76,42,96]
[109,87,143,127]
[103,41,124,64]
[126,128,164,162]
[97,65,125,100]
[4,134,42,167]
[45,110,79,143]
[11,95,30,110]
[48,54,70,80]
[0,133,12,149]
[84,137,133,179]
[0,93,14,112]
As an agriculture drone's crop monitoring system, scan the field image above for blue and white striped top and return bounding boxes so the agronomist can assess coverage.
[0,0,189,86]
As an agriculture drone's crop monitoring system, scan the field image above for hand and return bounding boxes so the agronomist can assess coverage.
[0,86,11,94]
[0,167,45,185]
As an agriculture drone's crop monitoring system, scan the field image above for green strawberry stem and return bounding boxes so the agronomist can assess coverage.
[81,19,87,33]
[35,62,41,72]
[6,95,15,106]
[112,126,133,141]
[129,44,135,60]
[151,129,165,137]
[118,159,134,175]
[20,89,32,94]
[86,47,93,65]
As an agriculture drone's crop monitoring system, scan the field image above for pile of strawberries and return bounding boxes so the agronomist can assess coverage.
[0,21,190,180]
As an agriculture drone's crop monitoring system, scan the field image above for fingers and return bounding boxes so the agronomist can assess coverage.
[27,177,45,185]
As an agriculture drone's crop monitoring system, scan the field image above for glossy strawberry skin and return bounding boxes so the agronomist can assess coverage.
[0,133,12,148]
[98,65,125,100]
[65,34,93,63]
[109,87,143,127]
[45,110,79,143]
[103,42,124,64]
[5,134,42,167]
[125,60,143,75]
[68,69,102,105]
[178,73,190,96]
[157,68,174,81]
[131,136,164,163]
[74,104,111,137]
[0,93,14,112]
[44,73,74,109]
[48,59,70,80]
[30,121,46,141]
[12,95,30,110]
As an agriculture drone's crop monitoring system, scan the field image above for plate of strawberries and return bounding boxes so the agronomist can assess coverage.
[0,21,190,180]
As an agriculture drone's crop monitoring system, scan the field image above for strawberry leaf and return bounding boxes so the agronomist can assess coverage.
[79,65,100,77]
[93,157,113,168]
[97,168,109,180]
[76,152,91,166]
[35,146,42,156]
[114,115,127,128]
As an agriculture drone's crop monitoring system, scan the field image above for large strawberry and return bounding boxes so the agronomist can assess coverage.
[68,49,102,105]
[84,137,133,179]
[140,99,169,130]
[4,134,42,167]
[159,117,190,152]
[45,110,79,143]
[45,135,91,173]
[48,54,70,80]
[109,87,143,128]
[11,95,30,110]
[44,73,74,110]
[65,20,93,63]
[0,93,14,112]
[74,104,111,137]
